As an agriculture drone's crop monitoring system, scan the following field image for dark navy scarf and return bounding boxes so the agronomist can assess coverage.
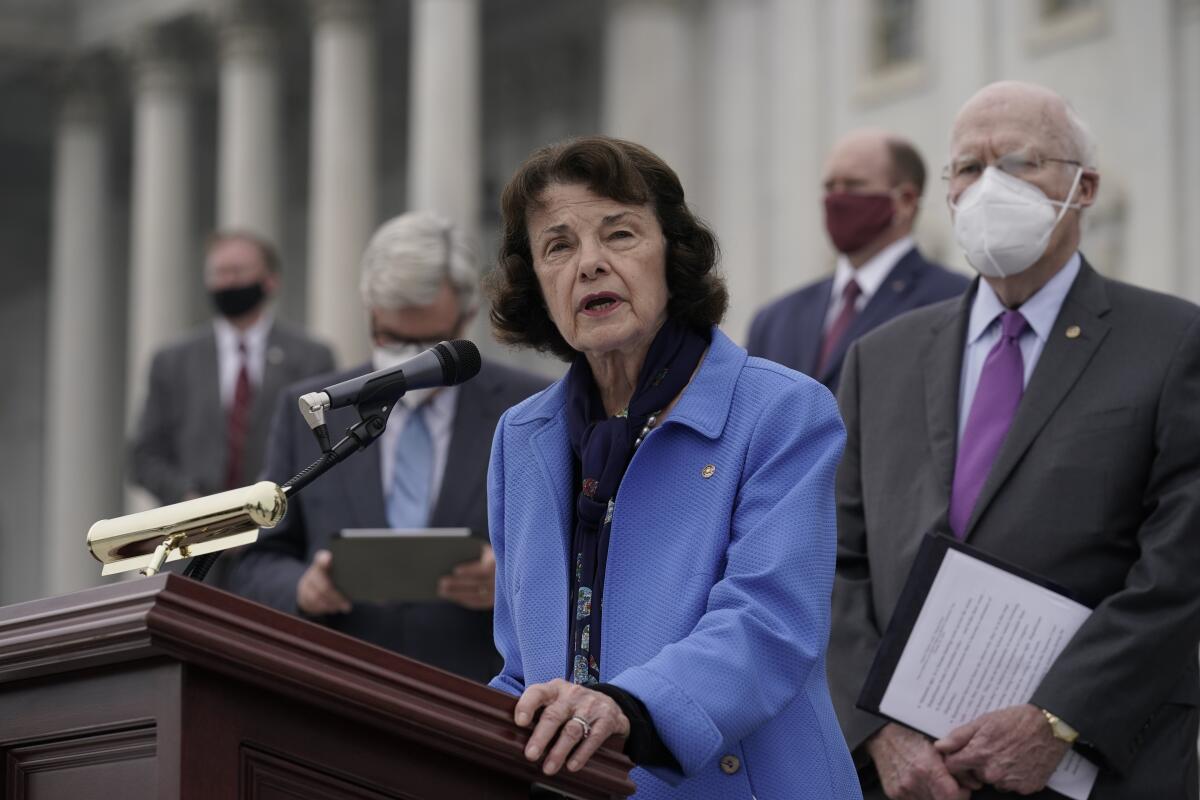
[563,319,710,682]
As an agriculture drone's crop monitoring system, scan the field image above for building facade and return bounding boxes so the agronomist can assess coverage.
[1,0,1197,604]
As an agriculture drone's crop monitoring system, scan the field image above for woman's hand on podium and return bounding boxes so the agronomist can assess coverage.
[513,678,631,776]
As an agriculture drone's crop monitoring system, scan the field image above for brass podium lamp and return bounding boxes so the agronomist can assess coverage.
[86,482,287,577]
[85,339,482,582]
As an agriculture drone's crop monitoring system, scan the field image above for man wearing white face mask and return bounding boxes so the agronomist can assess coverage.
[230,212,549,682]
[828,81,1200,799]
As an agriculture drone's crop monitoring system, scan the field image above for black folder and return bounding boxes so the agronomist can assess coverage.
[857,533,1086,719]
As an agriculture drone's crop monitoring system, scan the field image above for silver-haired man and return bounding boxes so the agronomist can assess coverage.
[230,211,549,682]
[828,81,1200,799]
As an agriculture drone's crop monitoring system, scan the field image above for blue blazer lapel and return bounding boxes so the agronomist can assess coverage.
[963,262,1112,539]
[527,410,573,681]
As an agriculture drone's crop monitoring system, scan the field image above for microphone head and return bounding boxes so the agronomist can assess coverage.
[435,339,482,385]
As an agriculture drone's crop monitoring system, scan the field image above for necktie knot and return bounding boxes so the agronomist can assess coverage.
[842,279,862,305]
[999,310,1029,342]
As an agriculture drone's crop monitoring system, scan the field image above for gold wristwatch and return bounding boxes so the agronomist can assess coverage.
[1041,708,1079,744]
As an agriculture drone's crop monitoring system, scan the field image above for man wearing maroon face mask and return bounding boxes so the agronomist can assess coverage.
[748,129,968,391]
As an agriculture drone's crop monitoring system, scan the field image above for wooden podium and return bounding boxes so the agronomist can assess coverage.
[0,575,635,799]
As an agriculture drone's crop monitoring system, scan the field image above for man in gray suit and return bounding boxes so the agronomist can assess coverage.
[829,81,1200,799]
[230,212,549,683]
[130,230,335,503]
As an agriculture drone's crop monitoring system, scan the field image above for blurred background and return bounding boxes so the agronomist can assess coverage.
[1,0,1197,605]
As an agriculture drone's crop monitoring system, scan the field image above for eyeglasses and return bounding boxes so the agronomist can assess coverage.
[371,315,465,351]
[941,151,1082,191]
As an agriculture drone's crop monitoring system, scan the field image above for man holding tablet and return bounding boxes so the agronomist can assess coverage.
[230,212,548,682]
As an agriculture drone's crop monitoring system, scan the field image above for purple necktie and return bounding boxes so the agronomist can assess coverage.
[949,310,1029,537]
[817,279,862,376]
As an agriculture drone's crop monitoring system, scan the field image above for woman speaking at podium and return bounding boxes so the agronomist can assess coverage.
[483,136,861,799]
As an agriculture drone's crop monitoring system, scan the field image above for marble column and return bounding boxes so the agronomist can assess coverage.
[308,0,377,367]
[700,0,767,344]
[764,0,832,295]
[407,0,481,237]
[127,32,194,421]
[217,6,282,247]
[602,0,699,193]
[44,68,123,595]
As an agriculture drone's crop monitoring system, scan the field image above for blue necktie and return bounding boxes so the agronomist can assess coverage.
[387,405,433,529]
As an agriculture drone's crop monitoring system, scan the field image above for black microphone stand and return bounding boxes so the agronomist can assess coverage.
[181,389,396,583]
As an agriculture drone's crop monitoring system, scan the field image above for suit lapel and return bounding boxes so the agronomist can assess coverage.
[252,324,287,430]
[429,377,497,528]
[816,249,920,384]
[197,332,226,483]
[923,292,972,530]
[528,411,573,679]
[333,405,388,528]
[963,264,1112,538]
[800,280,834,376]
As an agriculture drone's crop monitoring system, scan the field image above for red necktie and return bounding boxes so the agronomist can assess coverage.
[225,341,253,489]
[817,279,862,376]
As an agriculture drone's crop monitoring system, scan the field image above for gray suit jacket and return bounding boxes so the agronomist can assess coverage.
[830,260,1200,799]
[229,359,551,683]
[129,320,335,503]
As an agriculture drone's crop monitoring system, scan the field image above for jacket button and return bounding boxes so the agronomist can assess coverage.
[719,754,740,775]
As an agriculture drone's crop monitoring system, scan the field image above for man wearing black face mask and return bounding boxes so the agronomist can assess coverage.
[129,231,335,519]
[748,129,968,391]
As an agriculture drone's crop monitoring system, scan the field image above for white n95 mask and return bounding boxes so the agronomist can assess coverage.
[951,165,1083,279]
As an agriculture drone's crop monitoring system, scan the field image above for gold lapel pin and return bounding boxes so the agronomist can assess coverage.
[701,464,716,479]
[1065,325,1081,339]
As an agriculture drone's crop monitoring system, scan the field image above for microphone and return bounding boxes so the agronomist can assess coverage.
[297,339,482,431]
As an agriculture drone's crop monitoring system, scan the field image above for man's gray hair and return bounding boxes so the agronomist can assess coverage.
[1063,100,1098,169]
[359,211,480,312]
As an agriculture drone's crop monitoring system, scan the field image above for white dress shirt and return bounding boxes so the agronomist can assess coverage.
[824,235,916,331]
[957,251,1081,440]
[379,386,459,518]
[213,312,273,408]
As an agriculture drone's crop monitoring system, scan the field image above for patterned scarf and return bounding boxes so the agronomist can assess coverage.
[563,319,710,682]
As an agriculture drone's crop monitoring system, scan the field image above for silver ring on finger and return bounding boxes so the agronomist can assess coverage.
[569,715,592,739]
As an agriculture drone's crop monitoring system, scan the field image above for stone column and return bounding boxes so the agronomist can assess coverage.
[216,5,282,247]
[407,0,481,237]
[699,0,767,344]
[308,0,377,367]
[44,67,123,595]
[602,0,699,193]
[127,31,194,419]
[764,0,831,295]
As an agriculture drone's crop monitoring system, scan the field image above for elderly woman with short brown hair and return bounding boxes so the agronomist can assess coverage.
[486,135,861,799]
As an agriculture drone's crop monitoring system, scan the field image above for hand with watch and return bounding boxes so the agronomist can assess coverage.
[933,703,1075,794]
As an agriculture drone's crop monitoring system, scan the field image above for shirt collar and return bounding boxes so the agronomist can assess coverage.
[967,251,1081,345]
[213,310,274,351]
[832,235,915,301]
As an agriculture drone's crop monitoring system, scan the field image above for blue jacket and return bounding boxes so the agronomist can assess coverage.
[488,329,862,799]
[747,247,969,392]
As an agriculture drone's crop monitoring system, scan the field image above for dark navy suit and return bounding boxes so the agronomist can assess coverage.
[747,247,968,391]
[229,360,549,682]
